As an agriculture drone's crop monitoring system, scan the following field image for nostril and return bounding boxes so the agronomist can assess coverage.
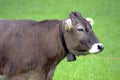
[98,45,104,51]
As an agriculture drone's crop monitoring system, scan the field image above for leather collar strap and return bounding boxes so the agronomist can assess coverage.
[59,23,76,62]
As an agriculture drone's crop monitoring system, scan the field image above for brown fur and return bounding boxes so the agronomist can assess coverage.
[0,20,66,80]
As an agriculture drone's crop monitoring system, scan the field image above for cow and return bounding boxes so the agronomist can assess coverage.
[0,12,104,80]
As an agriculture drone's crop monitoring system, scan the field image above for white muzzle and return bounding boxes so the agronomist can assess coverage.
[89,43,104,53]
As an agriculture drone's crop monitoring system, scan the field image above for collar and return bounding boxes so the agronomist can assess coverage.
[59,23,76,62]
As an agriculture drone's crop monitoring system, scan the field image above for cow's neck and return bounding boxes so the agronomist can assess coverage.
[58,22,76,62]
[38,21,76,80]
[42,22,77,79]
[40,22,67,80]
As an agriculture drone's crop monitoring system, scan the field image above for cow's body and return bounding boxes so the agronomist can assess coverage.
[0,20,65,80]
[0,12,104,80]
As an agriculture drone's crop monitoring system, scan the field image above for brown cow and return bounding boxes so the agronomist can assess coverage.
[0,12,104,80]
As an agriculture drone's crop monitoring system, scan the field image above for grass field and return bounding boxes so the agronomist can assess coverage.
[0,0,120,80]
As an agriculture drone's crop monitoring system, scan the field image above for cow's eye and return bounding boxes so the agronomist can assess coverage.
[77,28,84,31]
[77,26,84,32]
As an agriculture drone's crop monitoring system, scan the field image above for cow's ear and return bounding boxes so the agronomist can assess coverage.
[63,18,73,31]
[86,18,94,26]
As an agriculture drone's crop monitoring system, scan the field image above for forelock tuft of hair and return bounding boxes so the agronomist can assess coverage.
[69,12,82,19]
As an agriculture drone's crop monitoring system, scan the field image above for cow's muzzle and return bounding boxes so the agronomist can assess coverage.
[89,43,104,53]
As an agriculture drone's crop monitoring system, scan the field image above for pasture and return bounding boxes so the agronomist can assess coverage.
[0,0,120,80]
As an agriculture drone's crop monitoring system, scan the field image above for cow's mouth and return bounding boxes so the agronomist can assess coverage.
[74,43,104,55]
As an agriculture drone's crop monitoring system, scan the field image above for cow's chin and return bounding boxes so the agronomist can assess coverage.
[71,50,89,56]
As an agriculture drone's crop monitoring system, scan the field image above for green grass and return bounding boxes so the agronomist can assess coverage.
[0,0,120,80]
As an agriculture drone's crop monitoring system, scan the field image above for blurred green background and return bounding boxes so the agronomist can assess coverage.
[0,0,120,80]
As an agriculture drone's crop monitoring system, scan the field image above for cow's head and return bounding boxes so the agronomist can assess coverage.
[62,12,104,56]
